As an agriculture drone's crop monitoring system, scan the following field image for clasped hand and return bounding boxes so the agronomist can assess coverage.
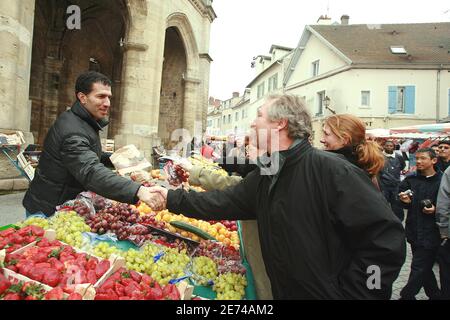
[137,186,168,211]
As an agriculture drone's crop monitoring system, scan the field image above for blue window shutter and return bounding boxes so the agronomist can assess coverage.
[388,86,397,114]
[405,86,415,114]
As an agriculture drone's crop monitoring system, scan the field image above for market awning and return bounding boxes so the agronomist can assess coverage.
[389,123,450,134]
[366,123,450,139]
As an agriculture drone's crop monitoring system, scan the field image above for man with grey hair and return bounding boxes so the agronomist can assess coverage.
[146,94,406,299]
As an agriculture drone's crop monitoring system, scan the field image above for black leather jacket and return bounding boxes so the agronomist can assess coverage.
[23,101,141,216]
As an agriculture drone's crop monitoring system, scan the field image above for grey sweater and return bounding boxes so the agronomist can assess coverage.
[436,166,450,237]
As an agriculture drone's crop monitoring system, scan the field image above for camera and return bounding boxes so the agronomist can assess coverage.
[403,189,414,198]
[420,199,433,209]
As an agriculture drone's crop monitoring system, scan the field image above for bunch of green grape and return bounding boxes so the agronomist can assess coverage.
[49,211,91,248]
[192,256,218,286]
[17,217,50,229]
[213,272,247,300]
[150,247,190,285]
[91,242,126,260]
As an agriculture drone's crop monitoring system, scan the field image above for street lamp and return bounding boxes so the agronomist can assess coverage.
[323,96,336,114]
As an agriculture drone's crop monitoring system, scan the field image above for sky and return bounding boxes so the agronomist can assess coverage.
[208,0,450,101]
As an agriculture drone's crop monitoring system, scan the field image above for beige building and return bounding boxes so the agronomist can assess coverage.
[206,96,222,136]
[206,45,294,138]
[284,18,450,145]
[0,0,215,179]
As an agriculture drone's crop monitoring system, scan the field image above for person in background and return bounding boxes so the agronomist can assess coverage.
[435,166,450,299]
[431,144,440,157]
[380,140,407,221]
[436,140,450,173]
[320,114,385,190]
[398,148,442,300]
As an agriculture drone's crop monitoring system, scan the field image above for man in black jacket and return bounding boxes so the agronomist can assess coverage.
[23,71,157,217]
[380,140,406,221]
[148,94,406,299]
[436,140,450,173]
[398,148,442,300]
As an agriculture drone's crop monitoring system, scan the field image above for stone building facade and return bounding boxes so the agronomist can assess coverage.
[0,0,215,179]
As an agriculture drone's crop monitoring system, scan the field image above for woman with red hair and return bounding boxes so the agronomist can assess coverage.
[320,114,385,189]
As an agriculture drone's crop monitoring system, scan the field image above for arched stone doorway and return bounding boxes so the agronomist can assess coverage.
[158,27,187,147]
[29,0,129,145]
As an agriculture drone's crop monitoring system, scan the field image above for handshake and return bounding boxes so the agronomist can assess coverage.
[137,186,168,211]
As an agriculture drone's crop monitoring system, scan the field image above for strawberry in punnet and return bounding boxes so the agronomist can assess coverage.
[44,287,64,300]
[0,274,11,295]
[22,282,45,300]
[29,225,45,237]
[87,270,97,285]
[95,260,110,278]
[162,283,180,300]
[100,278,115,291]
[3,293,22,300]
[42,268,62,287]
[129,270,142,283]
[95,289,119,300]
[86,256,98,270]
[114,282,126,296]
[48,257,65,273]
[67,292,83,300]
[0,228,15,238]
[146,282,163,300]
[124,281,141,297]
[36,237,50,247]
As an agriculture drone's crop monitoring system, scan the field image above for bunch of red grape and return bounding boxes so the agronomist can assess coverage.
[208,220,238,232]
[84,203,146,241]
[73,200,94,218]
[139,214,167,230]
[194,240,245,274]
[164,161,188,186]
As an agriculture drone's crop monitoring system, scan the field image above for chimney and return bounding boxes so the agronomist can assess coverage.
[317,15,332,25]
[341,15,349,25]
[232,92,240,98]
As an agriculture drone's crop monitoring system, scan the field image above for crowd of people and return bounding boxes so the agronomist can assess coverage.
[22,71,449,300]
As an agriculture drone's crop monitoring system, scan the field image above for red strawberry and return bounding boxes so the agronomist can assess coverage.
[86,257,98,270]
[42,269,62,287]
[100,278,115,291]
[129,270,142,283]
[0,274,11,295]
[36,238,50,247]
[48,258,65,273]
[141,274,153,285]
[45,287,64,300]
[95,260,110,278]
[114,282,126,296]
[87,270,97,285]
[0,228,15,237]
[67,292,83,300]
[124,282,141,297]
[3,293,22,300]
[118,296,132,300]
[28,267,46,282]
[131,290,145,300]
[30,225,45,237]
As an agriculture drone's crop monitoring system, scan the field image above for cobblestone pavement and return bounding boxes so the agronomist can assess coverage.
[0,192,442,300]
